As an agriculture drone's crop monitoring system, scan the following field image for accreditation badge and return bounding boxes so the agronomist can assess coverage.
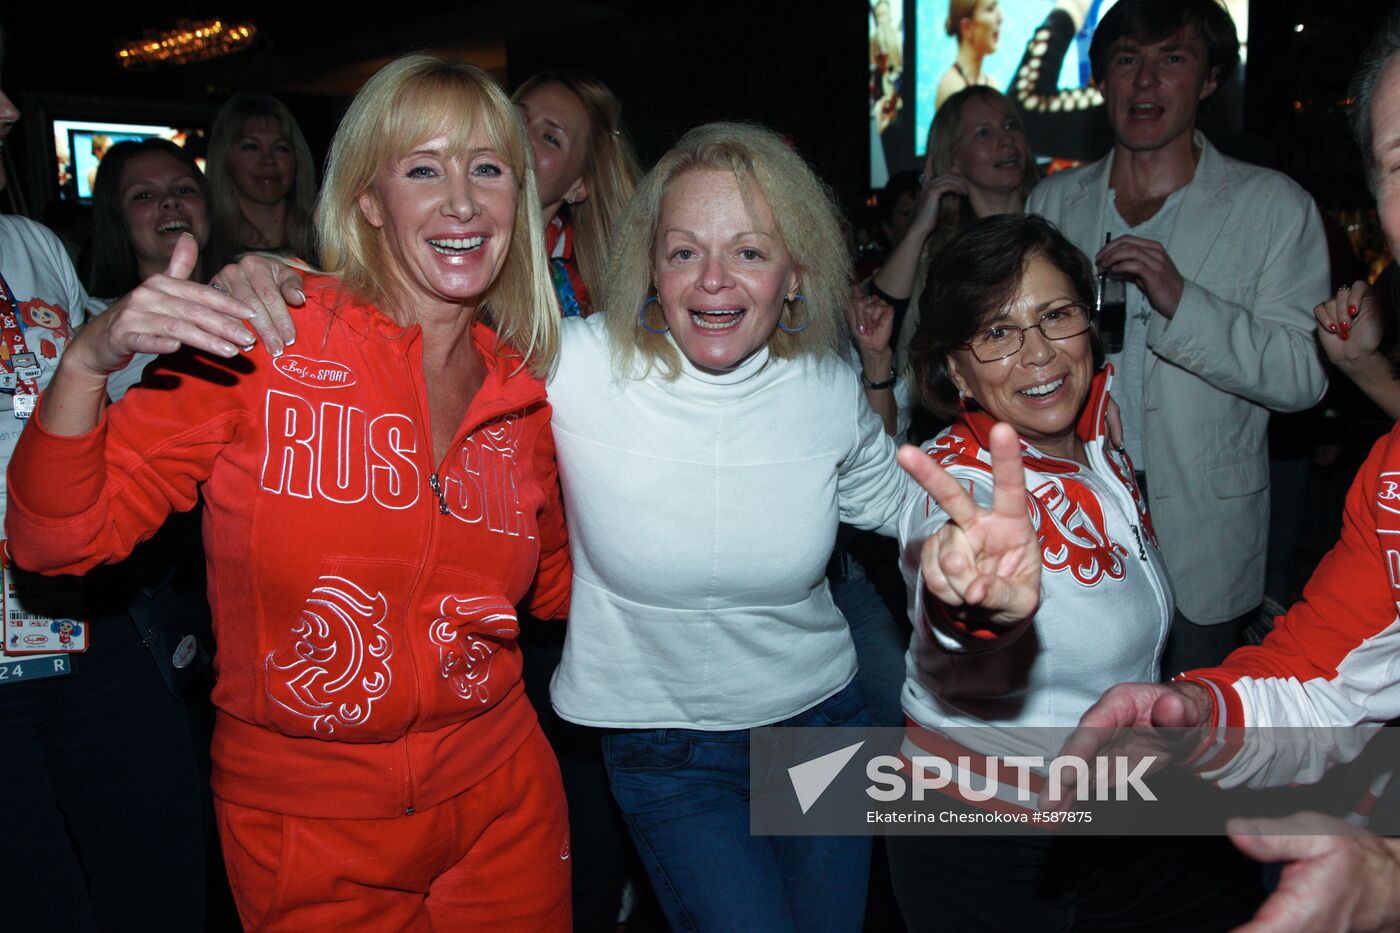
[11,391,36,419]
[10,352,41,384]
[0,546,86,684]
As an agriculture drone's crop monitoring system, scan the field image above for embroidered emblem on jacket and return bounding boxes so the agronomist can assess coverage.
[265,575,393,733]
[1029,480,1128,586]
[273,354,357,389]
[429,595,519,704]
[1378,472,1400,516]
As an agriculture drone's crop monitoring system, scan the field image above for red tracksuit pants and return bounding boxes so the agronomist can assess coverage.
[215,725,571,931]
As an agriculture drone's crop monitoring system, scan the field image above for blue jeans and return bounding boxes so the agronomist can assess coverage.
[830,557,908,728]
[601,681,873,933]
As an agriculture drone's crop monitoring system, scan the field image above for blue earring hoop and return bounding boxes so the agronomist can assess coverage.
[777,294,809,333]
[639,295,669,334]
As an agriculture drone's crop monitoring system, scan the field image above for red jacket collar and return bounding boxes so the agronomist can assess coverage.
[546,215,572,261]
[955,365,1114,475]
[471,318,547,413]
[296,273,546,413]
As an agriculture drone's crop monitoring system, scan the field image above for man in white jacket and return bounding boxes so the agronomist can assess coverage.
[1027,0,1327,675]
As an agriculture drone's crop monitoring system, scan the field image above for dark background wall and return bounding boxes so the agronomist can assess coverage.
[0,0,1393,222]
[505,2,865,198]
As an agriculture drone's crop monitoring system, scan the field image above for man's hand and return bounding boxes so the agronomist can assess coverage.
[69,235,256,378]
[1097,235,1186,319]
[1049,680,1213,808]
[1074,681,1214,734]
[1229,813,1400,933]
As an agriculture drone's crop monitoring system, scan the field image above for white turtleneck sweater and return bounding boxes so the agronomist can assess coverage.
[548,314,914,729]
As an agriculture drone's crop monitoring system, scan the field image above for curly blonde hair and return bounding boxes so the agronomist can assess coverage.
[315,54,558,373]
[602,122,850,379]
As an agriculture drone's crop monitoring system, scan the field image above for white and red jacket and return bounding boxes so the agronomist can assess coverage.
[1184,423,1400,788]
[899,370,1174,786]
[5,274,571,819]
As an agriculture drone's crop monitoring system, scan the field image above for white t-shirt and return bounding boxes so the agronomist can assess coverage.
[0,216,90,527]
[1102,186,1187,468]
[0,217,163,526]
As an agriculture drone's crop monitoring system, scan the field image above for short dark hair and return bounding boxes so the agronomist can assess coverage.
[909,214,1101,419]
[1089,0,1240,89]
[88,138,209,297]
[1349,8,1400,194]
[879,169,921,228]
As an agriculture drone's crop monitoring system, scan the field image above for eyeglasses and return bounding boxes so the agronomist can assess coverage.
[961,303,1092,363]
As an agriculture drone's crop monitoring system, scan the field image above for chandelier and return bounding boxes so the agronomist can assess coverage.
[116,19,257,70]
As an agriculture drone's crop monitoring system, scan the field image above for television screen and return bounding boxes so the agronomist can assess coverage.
[53,119,204,202]
[871,0,1249,187]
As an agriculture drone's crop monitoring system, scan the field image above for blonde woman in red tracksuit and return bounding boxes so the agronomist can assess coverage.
[5,57,573,932]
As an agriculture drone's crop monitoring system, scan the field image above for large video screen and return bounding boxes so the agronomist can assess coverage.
[871,0,1249,187]
[53,119,205,203]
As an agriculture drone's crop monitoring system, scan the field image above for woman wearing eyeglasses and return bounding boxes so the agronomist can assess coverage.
[883,215,1253,931]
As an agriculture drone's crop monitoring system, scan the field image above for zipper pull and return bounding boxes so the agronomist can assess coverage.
[428,473,449,515]
[1130,524,1147,561]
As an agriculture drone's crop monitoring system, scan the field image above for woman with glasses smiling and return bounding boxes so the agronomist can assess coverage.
[885,215,1255,930]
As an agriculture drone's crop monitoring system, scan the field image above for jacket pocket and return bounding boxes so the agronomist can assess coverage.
[217,799,296,930]
[420,581,521,720]
[260,557,410,740]
[1207,458,1268,499]
[602,730,696,773]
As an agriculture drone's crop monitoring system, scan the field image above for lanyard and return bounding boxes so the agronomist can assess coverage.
[546,217,590,318]
[550,259,584,318]
[0,271,40,418]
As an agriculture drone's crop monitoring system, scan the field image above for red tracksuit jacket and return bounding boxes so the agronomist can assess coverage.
[6,275,571,818]
[1182,422,1400,787]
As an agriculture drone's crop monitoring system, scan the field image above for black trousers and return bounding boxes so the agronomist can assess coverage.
[520,618,633,933]
[887,830,1265,932]
[1160,607,1253,681]
[1,604,206,932]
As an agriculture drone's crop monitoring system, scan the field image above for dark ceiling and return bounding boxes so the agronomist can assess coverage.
[3,3,627,96]
[0,0,1393,223]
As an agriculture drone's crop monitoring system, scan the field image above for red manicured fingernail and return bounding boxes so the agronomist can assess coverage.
[1341,322,1351,339]
[1327,323,1338,333]
[1349,304,1358,318]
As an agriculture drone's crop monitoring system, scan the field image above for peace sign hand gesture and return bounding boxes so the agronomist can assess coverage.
[897,422,1041,627]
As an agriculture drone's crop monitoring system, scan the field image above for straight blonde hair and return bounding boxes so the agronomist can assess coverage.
[512,71,641,300]
[921,86,1040,263]
[316,54,558,374]
[206,94,317,265]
